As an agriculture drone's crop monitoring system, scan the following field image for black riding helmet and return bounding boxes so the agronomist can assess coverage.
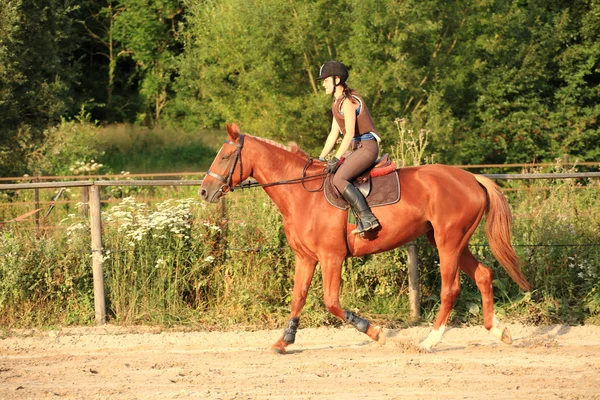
[317,60,349,86]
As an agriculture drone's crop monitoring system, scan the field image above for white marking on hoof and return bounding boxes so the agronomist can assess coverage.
[490,326,504,340]
[374,326,386,345]
[490,315,512,345]
[500,327,512,344]
[419,325,446,351]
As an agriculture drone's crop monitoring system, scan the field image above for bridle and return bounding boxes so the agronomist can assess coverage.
[205,134,246,195]
[205,134,327,194]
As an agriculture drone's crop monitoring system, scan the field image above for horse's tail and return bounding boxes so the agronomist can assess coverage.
[474,175,531,291]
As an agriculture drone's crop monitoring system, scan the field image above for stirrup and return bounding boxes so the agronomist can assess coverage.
[351,217,380,235]
[351,219,364,235]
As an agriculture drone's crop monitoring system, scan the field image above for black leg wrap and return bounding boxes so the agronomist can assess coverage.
[345,310,370,333]
[282,317,300,344]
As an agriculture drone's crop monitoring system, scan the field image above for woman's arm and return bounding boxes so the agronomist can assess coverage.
[319,118,341,159]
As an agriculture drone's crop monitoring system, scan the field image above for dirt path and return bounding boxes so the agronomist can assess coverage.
[1,323,599,399]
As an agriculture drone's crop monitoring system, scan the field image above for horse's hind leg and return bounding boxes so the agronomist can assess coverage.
[271,254,317,354]
[458,248,512,344]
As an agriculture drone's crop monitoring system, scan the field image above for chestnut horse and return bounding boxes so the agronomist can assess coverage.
[199,123,530,353]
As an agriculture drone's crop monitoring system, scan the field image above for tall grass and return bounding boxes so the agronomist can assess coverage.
[1,173,598,329]
[0,228,95,327]
[510,164,600,324]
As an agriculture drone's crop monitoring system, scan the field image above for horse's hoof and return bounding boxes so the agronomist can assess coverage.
[418,343,434,353]
[374,326,386,345]
[271,338,289,354]
[366,325,386,344]
[501,327,513,345]
[271,345,287,355]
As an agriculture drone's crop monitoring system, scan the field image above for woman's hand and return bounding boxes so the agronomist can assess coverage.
[326,157,341,173]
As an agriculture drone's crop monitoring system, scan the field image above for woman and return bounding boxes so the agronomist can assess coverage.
[317,60,381,235]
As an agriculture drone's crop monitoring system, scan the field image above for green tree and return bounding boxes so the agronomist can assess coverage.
[549,0,600,163]
[112,0,183,126]
[0,0,23,175]
[173,0,341,152]
[0,0,83,176]
[337,0,466,155]
[3,0,598,174]
[430,0,599,165]
[79,0,122,118]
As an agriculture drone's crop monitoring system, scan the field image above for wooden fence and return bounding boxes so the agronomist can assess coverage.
[1,171,600,325]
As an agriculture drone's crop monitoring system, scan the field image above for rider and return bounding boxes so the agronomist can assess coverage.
[317,60,381,235]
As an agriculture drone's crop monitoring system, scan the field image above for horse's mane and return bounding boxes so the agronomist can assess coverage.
[249,135,311,161]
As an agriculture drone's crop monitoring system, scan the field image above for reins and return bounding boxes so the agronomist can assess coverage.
[235,157,327,192]
[207,134,328,193]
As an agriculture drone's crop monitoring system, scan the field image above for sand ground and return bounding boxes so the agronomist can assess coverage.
[1,323,599,399]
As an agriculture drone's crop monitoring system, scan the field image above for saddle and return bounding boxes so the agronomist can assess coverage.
[324,154,401,210]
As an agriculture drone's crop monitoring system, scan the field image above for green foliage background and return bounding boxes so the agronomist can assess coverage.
[1,0,600,175]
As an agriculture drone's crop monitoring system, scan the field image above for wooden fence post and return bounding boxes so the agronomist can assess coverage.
[34,175,40,236]
[80,186,89,217]
[407,242,420,321]
[89,184,106,325]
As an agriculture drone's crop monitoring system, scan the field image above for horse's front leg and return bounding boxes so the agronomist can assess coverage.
[321,257,386,344]
[271,254,317,354]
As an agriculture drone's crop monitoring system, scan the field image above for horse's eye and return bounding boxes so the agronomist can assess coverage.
[221,154,230,161]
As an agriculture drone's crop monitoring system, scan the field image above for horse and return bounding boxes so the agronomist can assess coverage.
[199,122,530,354]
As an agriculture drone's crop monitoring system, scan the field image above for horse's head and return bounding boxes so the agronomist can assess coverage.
[199,122,251,203]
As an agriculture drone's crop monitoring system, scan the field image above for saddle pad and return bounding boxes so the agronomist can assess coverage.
[324,171,401,210]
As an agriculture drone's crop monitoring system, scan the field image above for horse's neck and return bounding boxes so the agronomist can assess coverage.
[248,139,320,218]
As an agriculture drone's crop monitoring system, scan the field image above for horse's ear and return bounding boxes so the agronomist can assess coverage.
[225,122,241,141]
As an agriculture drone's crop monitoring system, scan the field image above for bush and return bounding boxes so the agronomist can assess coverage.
[28,108,108,176]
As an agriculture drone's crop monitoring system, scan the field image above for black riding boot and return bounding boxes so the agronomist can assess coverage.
[342,184,380,235]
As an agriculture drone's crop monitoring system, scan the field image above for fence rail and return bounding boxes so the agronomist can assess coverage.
[0,172,206,182]
[1,160,600,182]
[484,172,600,179]
[1,171,599,325]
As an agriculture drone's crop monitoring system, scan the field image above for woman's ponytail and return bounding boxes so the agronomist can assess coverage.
[341,83,357,104]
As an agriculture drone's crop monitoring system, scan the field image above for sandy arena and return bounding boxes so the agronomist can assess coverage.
[1,323,599,399]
